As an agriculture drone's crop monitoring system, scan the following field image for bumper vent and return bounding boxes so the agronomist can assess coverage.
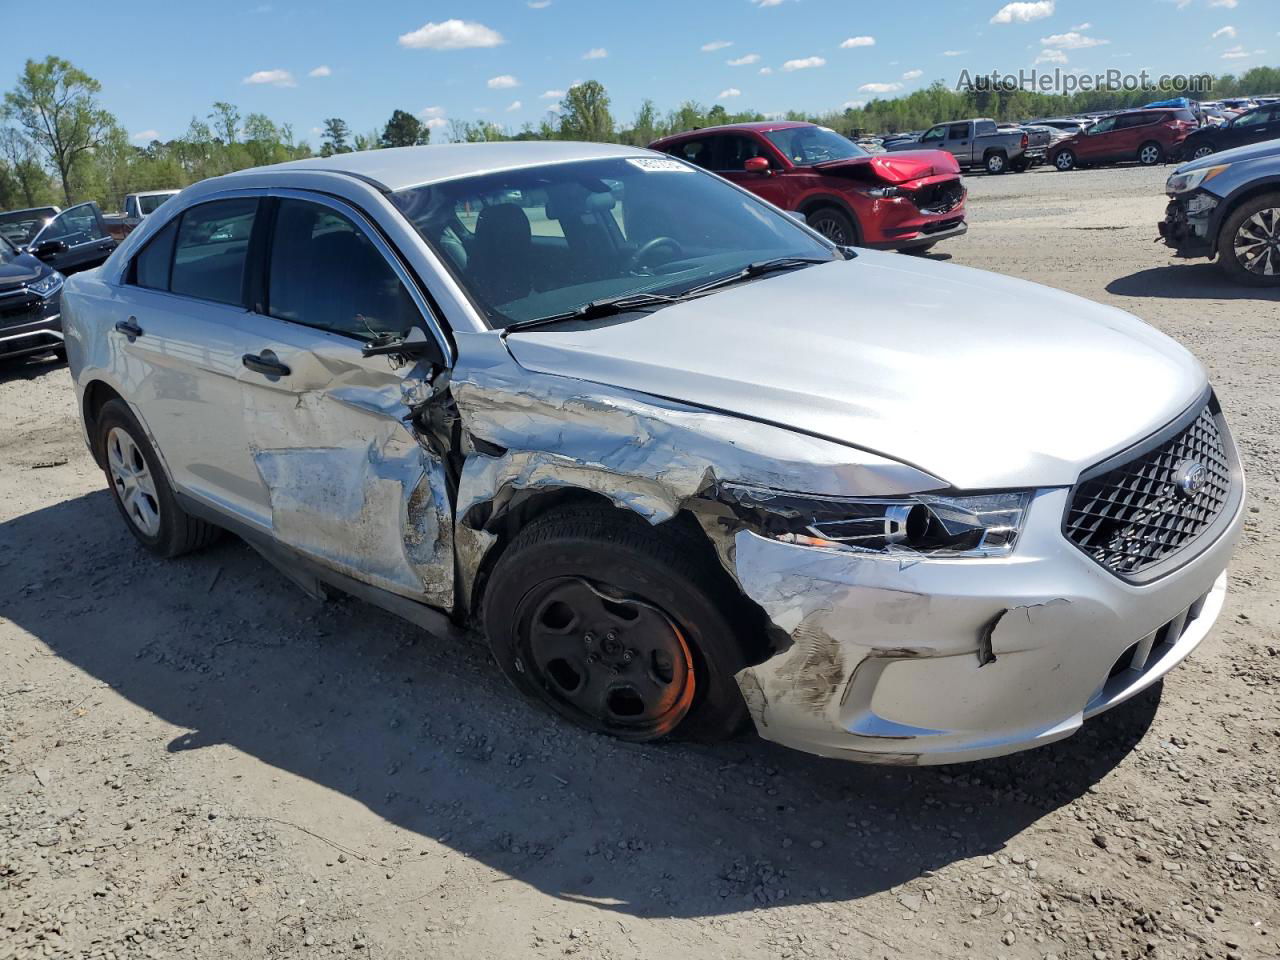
[1064,398,1239,581]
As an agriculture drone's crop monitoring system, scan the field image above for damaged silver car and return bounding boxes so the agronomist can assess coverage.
[62,142,1245,764]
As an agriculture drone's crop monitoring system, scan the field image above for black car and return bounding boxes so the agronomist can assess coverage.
[0,201,117,276]
[0,233,66,361]
[1179,104,1280,161]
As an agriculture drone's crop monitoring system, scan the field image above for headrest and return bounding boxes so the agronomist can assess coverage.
[543,183,616,221]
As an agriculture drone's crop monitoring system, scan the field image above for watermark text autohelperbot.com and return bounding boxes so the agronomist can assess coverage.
[957,69,1213,97]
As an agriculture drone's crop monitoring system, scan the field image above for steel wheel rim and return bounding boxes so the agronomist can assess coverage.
[988,155,1004,173]
[107,427,162,537]
[514,576,696,740]
[1193,145,1214,159]
[812,215,848,245]
[1234,207,1280,277]
[1141,145,1160,164]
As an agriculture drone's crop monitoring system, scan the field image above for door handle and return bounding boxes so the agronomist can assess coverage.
[114,317,143,339]
[242,351,291,377]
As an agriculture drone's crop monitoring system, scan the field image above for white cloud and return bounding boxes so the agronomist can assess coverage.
[1212,25,1237,39]
[418,106,448,129]
[728,54,761,65]
[308,65,331,78]
[487,75,519,89]
[506,100,522,112]
[540,89,565,99]
[758,66,774,75]
[782,56,826,71]
[943,49,968,56]
[859,81,903,93]
[990,0,1054,24]
[840,36,876,48]
[582,47,608,59]
[242,68,295,87]
[842,100,866,110]
[1040,31,1110,49]
[701,40,733,52]
[1036,48,1069,64]
[718,87,742,99]
[1221,44,1263,59]
[1209,0,1237,7]
[1071,21,1092,30]
[902,68,924,80]
[751,0,786,6]
[132,129,160,142]
[527,0,551,7]
[398,19,504,50]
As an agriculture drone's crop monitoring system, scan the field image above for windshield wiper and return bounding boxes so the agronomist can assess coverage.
[681,256,837,297]
[502,292,685,334]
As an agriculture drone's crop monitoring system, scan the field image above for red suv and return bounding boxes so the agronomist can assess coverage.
[1050,108,1197,171]
[649,121,967,252]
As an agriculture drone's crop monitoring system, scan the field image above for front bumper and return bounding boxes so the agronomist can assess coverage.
[732,480,1244,765]
[863,218,968,250]
[1158,192,1219,258]
[0,289,63,359]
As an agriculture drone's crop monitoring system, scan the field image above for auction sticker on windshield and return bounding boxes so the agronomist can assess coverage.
[627,157,694,173]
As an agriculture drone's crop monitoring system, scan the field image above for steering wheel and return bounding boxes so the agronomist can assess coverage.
[626,236,685,274]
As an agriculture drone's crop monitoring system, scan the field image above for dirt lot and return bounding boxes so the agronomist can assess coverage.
[2,164,1278,960]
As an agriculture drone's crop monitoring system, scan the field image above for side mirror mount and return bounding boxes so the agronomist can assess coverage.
[362,326,446,368]
[33,239,68,260]
[744,156,771,175]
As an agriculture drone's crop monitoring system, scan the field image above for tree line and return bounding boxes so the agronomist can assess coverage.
[4,56,1279,214]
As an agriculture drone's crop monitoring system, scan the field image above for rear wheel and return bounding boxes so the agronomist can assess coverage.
[1010,157,1029,173]
[806,206,857,246]
[96,399,221,557]
[482,508,751,743]
[1192,144,1216,160]
[1218,192,1280,287]
[1053,149,1076,171]
[1138,141,1164,166]
[985,151,1007,175]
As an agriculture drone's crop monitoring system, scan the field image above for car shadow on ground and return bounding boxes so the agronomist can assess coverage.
[0,353,65,384]
[1108,263,1280,301]
[1,491,1163,920]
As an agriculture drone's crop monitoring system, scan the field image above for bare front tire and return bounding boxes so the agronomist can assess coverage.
[97,399,221,557]
[482,508,752,743]
[1219,192,1280,287]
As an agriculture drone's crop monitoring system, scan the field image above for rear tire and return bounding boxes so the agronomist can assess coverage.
[96,399,221,557]
[1053,149,1076,171]
[482,507,752,743]
[1218,192,1280,287]
[1138,141,1164,166]
[1010,157,1029,173]
[985,151,1007,175]
[806,206,857,246]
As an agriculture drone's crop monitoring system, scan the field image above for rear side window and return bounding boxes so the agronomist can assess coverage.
[169,198,258,306]
[266,198,419,340]
[974,120,996,136]
[669,138,716,169]
[948,123,971,139]
[132,219,178,290]
[1172,109,1197,122]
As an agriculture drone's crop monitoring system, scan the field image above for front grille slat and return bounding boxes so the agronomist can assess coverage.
[1064,403,1234,579]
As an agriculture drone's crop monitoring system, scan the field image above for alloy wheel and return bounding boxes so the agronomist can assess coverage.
[811,215,849,245]
[1234,206,1280,278]
[1140,144,1162,165]
[514,576,696,740]
[1193,145,1215,159]
[1055,151,1075,171]
[106,426,162,537]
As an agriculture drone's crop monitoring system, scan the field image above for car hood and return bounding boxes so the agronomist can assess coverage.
[503,253,1207,490]
[814,150,960,183]
[0,253,46,288]
[1174,137,1280,172]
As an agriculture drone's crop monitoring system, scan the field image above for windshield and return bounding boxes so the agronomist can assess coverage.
[764,126,868,166]
[0,234,16,260]
[0,208,55,247]
[139,194,172,215]
[390,156,836,329]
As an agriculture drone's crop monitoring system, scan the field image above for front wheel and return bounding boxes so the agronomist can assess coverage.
[96,399,221,557]
[1192,144,1215,160]
[807,206,857,246]
[985,152,1007,175]
[482,508,752,743]
[1219,192,1280,287]
[1053,149,1076,171]
[1138,141,1164,166]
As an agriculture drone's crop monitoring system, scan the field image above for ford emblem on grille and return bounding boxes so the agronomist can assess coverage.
[1174,460,1208,498]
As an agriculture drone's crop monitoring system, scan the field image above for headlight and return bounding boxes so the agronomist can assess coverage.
[28,271,63,298]
[1166,164,1229,196]
[863,186,902,198]
[718,485,1031,559]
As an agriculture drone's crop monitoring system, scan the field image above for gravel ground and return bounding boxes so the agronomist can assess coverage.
[2,163,1278,960]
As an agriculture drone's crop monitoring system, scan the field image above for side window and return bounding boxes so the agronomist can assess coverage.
[170,198,258,306]
[41,204,107,245]
[125,197,139,218]
[671,138,716,170]
[719,135,771,171]
[1088,117,1117,135]
[948,123,971,140]
[1235,109,1269,128]
[920,126,945,142]
[267,198,420,340]
[130,218,179,291]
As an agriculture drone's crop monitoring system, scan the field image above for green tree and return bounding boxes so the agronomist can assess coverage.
[208,101,240,144]
[0,127,51,206]
[381,109,429,148]
[2,56,112,204]
[558,81,614,142]
[320,117,351,157]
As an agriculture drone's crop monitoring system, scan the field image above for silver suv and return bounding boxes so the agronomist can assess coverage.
[62,142,1245,765]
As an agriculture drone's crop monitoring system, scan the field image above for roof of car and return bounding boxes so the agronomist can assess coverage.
[229,141,655,192]
[133,189,180,197]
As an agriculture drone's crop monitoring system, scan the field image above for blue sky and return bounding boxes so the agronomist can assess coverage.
[2,0,1274,147]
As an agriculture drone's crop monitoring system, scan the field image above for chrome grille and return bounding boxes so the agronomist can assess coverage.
[1065,403,1234,579]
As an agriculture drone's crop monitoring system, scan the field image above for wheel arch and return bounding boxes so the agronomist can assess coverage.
[1211,179,1280,257]
[81,379,127,468]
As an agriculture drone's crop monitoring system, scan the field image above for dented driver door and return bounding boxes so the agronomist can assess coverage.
[233,193,455,610]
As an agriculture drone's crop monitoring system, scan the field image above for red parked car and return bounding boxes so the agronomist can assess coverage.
[649,121,966,252]
[1050,108,1197,171]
